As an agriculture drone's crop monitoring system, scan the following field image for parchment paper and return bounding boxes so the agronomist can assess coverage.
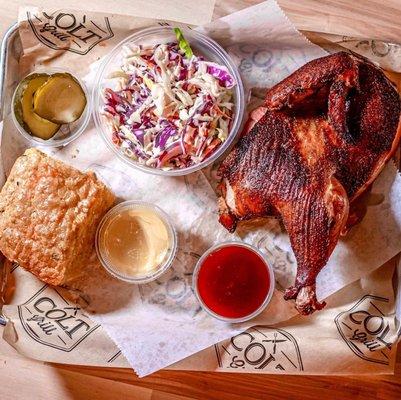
[172,259,400,374]
[2,256,400,373]
[0,1,400,377]
[18,0,216,26]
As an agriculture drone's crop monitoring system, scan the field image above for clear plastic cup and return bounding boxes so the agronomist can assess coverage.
[93,26,245,176]
[11,68,91,147]
[95,200,177,284]
[192,241,275,323]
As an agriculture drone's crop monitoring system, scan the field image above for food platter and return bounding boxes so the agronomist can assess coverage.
[2,1,398,376]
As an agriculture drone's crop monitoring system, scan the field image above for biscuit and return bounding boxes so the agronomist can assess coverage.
[0,149,115,285]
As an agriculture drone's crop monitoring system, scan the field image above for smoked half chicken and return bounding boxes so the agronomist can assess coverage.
[218,52,401,315]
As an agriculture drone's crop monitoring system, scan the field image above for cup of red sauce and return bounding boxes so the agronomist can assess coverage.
[193,242,275,323]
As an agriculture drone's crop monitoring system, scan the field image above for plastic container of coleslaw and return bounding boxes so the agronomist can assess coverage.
[93,26,245,176]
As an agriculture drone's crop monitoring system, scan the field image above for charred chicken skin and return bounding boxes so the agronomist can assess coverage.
[218,52,401,315]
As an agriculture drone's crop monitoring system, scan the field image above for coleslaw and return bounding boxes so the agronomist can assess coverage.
[102,28,236,170]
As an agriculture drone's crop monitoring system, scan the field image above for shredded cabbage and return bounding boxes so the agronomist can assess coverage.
[102,29,236,170]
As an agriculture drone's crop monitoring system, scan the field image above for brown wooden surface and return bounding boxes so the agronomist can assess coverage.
[1,1,401,399]
[1,338,400,399]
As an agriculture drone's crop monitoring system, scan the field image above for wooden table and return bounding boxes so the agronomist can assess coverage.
[1,1,401,399]
[1,330,400,399]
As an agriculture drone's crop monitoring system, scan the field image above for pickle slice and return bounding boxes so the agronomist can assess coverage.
[33,73,87,124]
[17,74,61,140]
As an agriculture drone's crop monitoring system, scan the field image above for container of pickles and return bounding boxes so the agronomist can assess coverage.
[11,68,91,147]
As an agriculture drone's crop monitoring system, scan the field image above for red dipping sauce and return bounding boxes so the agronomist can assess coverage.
[194,243,273,321]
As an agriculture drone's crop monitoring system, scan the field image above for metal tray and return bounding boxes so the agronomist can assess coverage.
[0,21,400,343]
[0,24,18,120]
[0,23,19,326]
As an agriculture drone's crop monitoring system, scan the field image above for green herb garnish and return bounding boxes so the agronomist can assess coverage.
[173,27,193,59]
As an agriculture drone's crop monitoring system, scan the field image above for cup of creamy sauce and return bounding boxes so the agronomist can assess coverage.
[96,201,177,283]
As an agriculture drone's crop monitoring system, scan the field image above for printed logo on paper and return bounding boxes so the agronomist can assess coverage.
[18,285,99,352]
[215,326,303,372]
[138,250,202,317]
[335,295,393,365]
[27,11,114,55]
